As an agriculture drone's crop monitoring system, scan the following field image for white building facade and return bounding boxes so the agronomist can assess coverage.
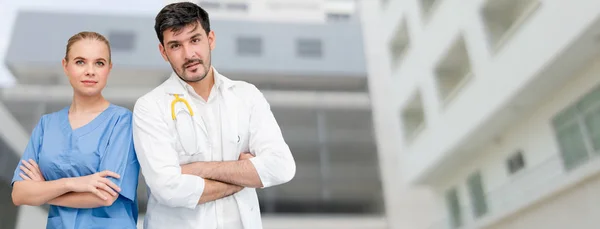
[191,0,356,23]
[359,0,600,228]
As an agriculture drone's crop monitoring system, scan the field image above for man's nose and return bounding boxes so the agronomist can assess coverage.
[183,45,197,59]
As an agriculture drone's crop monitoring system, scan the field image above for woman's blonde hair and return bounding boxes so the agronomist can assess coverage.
[64,31,112,62]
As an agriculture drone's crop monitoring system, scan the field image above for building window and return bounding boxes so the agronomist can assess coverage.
[445,188,462,228]
[199,1,221,9]
[236,36,262,56]
[401,91,425,142]
[226,3,248,11]
[434,35,473,105]
[108,31,136,51]
[552,85,600,171]
[326,13,351,22]
[467,171,488,218]
[506,150,526,174]
[389,19,410,70]
[420,0,440,21]
[296,38,323,58]
[481,0,540,52]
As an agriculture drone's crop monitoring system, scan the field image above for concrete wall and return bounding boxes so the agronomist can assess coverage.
[358,1,439,229]
[487,174,600,229]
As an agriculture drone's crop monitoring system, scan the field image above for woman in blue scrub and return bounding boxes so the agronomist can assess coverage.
[11,31,140,229]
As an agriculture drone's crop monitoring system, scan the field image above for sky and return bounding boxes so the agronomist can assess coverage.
[0,0,166,87]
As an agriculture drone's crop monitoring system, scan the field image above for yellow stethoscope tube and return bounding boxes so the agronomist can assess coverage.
[171,94,194,120]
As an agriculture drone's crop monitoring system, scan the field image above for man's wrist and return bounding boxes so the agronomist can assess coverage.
[182,161,209,177]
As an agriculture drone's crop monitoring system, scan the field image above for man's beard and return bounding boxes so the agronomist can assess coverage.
[169,55,211,83]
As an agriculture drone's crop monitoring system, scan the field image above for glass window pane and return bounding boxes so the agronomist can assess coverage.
[555,122,589,170]
[577,85,600,113]
[467,172,488,218]
[445,188,462,228]
[553,106,578,130]
[584,108,600,153]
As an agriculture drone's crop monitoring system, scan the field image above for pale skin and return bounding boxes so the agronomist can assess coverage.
[11,38,123,208]
[158,22,263,203]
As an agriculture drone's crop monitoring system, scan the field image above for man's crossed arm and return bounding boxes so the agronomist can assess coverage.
[181,152,260,204]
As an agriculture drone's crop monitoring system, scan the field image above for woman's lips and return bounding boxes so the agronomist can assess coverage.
[81,80,97,86]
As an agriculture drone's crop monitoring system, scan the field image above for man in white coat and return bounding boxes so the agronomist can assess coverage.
[132,2,296,229]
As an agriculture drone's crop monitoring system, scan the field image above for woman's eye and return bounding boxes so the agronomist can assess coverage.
[75,60,84,65]
[96,62,105,66]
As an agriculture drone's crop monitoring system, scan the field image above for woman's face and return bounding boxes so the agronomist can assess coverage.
[62,39,112,97]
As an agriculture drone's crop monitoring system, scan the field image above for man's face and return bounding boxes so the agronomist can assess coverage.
[159,22,215,83]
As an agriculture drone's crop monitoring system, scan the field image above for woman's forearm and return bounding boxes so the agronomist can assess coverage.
[12,179,72,206]
[48,190,117,208]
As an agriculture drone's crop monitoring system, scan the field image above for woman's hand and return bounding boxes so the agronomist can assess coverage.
[65,171,122,201]
[19,159,45,182]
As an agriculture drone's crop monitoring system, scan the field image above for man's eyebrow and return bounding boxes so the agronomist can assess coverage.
[190,33,202,39]
[166,40,180,46]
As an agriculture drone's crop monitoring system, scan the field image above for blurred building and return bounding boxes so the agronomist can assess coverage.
[0,0,387,229]
[182,0,357,23]
[359,0,600,228]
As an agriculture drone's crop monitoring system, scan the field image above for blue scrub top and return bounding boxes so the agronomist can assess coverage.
[12,104,140,229]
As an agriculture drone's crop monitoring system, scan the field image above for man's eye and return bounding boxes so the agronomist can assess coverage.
[192,39,200,43]
[171,44,180,49]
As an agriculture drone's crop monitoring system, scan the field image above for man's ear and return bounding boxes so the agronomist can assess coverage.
[159,43,169,62]
[208,30,216,50]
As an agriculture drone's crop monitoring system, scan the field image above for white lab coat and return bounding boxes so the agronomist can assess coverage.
[132,68,296,229]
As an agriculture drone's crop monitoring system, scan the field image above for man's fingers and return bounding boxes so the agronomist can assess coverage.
[100,178,121,193]
[99,170,120,179]
[238,152,255,160]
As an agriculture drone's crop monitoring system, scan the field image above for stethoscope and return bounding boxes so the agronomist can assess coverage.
[171,94,194,120]
[170,94,200,155]
[170,93,241,156]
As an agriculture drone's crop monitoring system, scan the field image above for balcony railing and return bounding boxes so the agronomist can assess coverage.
[426,154,566,229]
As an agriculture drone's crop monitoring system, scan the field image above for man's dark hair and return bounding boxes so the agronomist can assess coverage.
[154,2,211,45]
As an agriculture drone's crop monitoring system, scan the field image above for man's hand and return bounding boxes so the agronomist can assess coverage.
[181,152,255,177]
[180,152,263,188]
[238,152,255,160]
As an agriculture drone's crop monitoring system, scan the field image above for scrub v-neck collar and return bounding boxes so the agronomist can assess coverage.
[59,104,114,137]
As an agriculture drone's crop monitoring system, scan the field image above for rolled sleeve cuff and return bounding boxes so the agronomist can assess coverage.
[249,157,272,188]
[183,175,205,209]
